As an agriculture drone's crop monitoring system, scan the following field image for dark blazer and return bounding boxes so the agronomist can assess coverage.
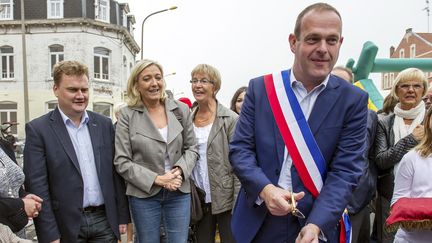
[23,108,130,243]
[347,110,378,214]
[229,72,368,242]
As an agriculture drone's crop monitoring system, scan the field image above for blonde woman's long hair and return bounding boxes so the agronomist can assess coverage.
[126,59,166,107]
[415,107,432,157]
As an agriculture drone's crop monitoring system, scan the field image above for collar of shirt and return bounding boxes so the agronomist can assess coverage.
[290,71,329,119]
[290,71,329,98]
[58,108,89,128]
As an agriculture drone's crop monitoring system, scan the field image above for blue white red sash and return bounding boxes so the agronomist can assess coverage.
[263,70,351,243]
[263,70,325,197]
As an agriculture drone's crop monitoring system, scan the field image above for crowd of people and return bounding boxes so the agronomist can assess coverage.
[1,2,432,243]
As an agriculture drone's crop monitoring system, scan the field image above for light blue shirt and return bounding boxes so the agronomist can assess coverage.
[58,108,104,207]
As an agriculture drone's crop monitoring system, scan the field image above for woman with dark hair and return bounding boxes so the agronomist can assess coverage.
[229,86,247,114]
[114,59,198,243]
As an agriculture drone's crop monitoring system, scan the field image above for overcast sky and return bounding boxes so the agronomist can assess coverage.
[121,0,430,106]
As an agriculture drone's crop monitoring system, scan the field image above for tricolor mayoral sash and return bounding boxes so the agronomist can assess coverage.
[263,70,351,243]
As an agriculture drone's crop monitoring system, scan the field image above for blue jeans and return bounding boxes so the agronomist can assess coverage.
[130,189,191,243]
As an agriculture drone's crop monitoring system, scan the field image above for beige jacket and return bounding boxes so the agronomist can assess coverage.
[114,99,198,198]
[191,103,241,214]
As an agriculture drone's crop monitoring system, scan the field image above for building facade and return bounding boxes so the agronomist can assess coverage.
[0,0,139,138]
[382,28,432,90]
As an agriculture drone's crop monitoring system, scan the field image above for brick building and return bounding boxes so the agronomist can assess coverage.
[0,0,139,138]
[382,28,432,90]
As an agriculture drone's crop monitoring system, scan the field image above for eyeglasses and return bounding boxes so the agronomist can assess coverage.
[190,79,214,85]
[398,83,424,91]
[290,190,305,219]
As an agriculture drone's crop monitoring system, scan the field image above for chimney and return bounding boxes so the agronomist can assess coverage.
[390,46,395,57]
[406,28,413,34]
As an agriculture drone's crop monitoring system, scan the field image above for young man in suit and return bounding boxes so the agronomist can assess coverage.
[229,3,368,242]
[24,60,129,243]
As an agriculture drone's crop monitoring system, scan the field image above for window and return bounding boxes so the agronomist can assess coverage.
[94,47,110,81]
[399,49,404,58]
[383,74,389,90]
[47,0,63,19]
[0,0,13,20]
[0,46,14,80]
[122,11,127,27]
[46,101,58,113]
[93,102,112,117]
[96,0,110,22]
[390,73,395,87]
[0,102,17,135]
[410,44,416,58]
[49,45,64,77]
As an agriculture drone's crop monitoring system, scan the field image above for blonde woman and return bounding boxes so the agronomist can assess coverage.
[189,64,239,243]
[114,59,198,243]
[374,67,429,242]
[391,106,432,242]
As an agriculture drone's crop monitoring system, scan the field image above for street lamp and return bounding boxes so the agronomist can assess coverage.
[21,0,29,123]
[140,6,177,60]
[164,71,176,78]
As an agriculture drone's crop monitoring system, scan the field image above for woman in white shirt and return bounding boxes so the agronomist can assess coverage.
[190,64,240,243]
[391,106,432,243]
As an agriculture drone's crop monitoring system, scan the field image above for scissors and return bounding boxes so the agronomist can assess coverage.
[290,190,305,219]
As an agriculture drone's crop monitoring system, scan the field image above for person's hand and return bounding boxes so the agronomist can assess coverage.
[24,194,43,211]
[22,198,42,218]
[171,166,183,179]
[295,223,320,243]
[119,224,127,234]
[165,178,183,191]
[50,240,60,243]
[155,168,183,190]
[259,184,305,216]
[412,124,424,141]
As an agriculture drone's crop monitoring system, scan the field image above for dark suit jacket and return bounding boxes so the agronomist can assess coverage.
[229,72,368,242]
[24,108,129,243]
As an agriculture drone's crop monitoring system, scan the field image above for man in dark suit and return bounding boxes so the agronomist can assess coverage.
[24,60,129,243]
[229,3,368,243]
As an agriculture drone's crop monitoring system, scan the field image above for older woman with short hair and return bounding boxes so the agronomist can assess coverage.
[374,67,429,243]
[114,59,198,243]
[190,64,239,243]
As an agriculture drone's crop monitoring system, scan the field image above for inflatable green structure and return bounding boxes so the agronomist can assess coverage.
[346,41,432,111]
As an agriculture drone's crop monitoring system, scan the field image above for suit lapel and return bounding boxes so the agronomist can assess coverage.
[273,118,285,169]
[207,103,224,148]
[133,106,166,143]
[308,77,340,135]
[50,109,81,174]
[87,112,101,175]
[167,99,183,144]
